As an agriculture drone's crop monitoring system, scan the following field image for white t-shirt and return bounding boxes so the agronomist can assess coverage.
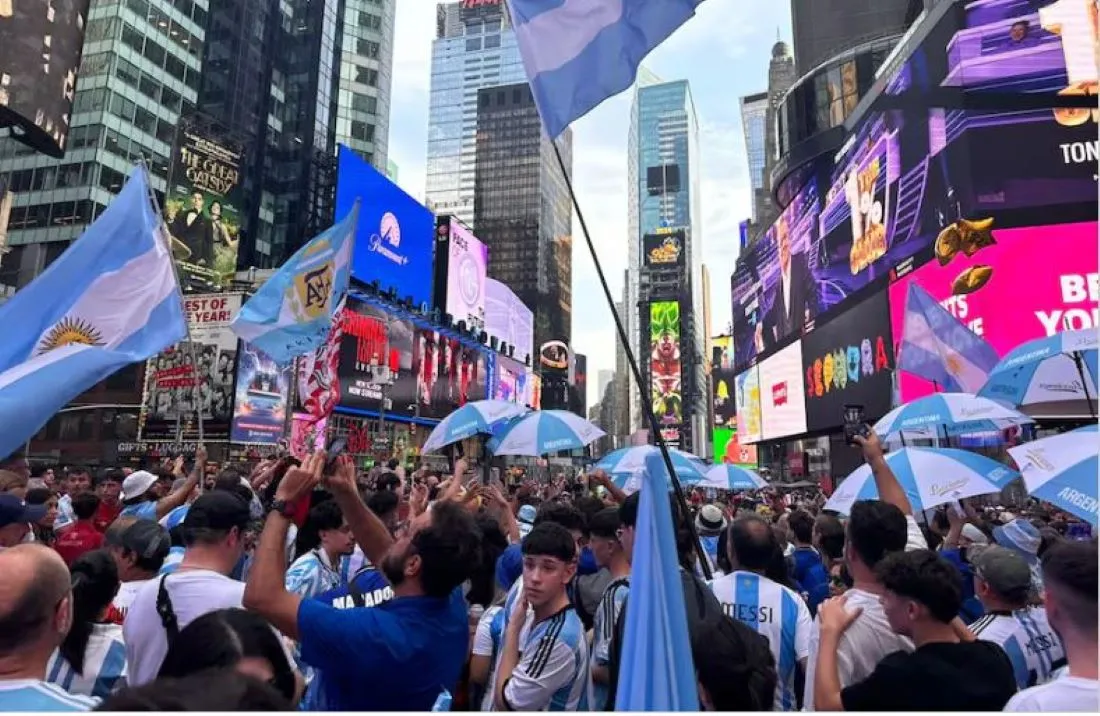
[122,568,245,687]
[45,623,128,699]
[112,580,151,622]
[1004,674,1099,712]
[473,605,504,712]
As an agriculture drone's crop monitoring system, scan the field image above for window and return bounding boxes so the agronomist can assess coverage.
[351,93,377,115]
[143,37,166,67]
[122,23,144,53]
[116,57,140,87]
[466,38,482,51]
[350,120,375,142]
[484,34,501,49]
[133,106,156,135]
[100,167,125,192]
[165,54,186,82]
[139,72,161,102]
[354,67,378,86]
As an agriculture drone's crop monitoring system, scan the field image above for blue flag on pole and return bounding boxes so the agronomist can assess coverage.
[506,0,706,138]
[615,452,698,710]
[231,204,357,364]
[898,282,1000,392]
[0,169,187,461]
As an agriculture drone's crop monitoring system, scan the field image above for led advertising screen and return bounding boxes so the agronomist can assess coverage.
[165,122,244,293]
[758,341,808,441]
[230,346,294,444]
[890,221,1098,401]
[734,365,762,444]
[494,355,529,405]
[0,1,90,157]
[801,293,895,433]
[712,335,736,428]
[485,278,534,365]
[713,427,759,468]
[337,299,417,416]
[414,328,488,420]
[643,229,686,268]
[336,145,435,306]
[434,215,489,329]
[650,301,683,432]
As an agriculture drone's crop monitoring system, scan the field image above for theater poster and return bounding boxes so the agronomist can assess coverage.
[230,346,293,444]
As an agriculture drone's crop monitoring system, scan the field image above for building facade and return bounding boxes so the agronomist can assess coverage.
[473,82,572,354]
[739,90,768,224]
[424,0,525,227]
[758,39,797,239]
[790,0,924,76]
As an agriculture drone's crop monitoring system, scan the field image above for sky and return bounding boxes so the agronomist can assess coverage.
[386,0,794,408]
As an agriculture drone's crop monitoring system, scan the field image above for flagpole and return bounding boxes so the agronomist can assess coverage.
[548,141,712,579]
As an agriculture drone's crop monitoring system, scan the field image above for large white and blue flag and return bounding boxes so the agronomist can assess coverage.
[231,204,357,364]
[897,282,1000,392]
[0,169,187,461]
[507,0,706,138]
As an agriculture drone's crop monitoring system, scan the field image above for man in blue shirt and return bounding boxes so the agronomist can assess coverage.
[244,452,481,711]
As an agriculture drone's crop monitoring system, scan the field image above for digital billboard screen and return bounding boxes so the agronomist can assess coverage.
[485,278,534,364]
[890,221,1098,401]
[643,230,686,268]
[494,355,529,405]
[413,328,488,420]
[336,145,435,306]
[337,299,417,417]
[801,292,895,433]
[734,365,762,444]
[712,335,736,429]
[713,427,759,468]
[436,216,488,329]
[230,346,294,444]
[649,301,682,432]
[758,341,808,441]
[0,1,90,157]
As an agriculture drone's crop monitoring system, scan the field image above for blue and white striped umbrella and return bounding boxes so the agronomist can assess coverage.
[594,446,707,482]
[488,409,605,456]
[1008,424,1098,526]
[873,392,1033,436]
[421,400,528,453]
[978,329,1099,412]
[698,464,767,492]
[824,447,1019,515]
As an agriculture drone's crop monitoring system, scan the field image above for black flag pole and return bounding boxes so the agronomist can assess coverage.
[549,141,712,580]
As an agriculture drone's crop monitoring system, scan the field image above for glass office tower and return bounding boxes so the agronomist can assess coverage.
[739,91,768,224]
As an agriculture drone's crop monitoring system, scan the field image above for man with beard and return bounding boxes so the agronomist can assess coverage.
[244,452,481,711]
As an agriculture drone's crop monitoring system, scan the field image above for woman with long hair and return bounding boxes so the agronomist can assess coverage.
[45,550,126,698]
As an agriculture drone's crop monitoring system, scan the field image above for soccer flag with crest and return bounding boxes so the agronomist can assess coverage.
[231,204,357,364]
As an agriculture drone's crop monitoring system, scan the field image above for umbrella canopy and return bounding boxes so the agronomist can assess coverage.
[420,400,528,453]
[594,446,707,482]
[610,468,703,495]
[488,409,605,456]
[978,329,1099,416]
[1007,424,1098,525]
[697,464,767,492]
[873,392,1032,436]
[824,447,1019,515]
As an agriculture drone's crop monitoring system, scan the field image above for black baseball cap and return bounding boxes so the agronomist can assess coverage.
[182,491,251,533]
[0,494,47,528]
[120,519,171,563]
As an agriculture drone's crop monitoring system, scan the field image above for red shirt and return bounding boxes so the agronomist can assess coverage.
[93,500,122,533]
[54,521,105,566]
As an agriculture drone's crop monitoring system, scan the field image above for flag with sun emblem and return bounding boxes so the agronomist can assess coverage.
[230,204,357,365]
[0,168,187,461]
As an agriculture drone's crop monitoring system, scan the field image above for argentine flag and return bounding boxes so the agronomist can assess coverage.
[0,169,187,461]
[231,204,357,364]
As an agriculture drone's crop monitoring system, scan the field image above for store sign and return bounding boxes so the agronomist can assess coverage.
[758,341,808,441]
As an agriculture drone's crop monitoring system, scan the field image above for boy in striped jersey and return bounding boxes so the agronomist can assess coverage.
[969,545,1065,687]
[588,505,633,710]
[709,514,813,711]
[492,522,592,711]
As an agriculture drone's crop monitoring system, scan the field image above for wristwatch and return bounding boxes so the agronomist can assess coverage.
[270,499,294,518]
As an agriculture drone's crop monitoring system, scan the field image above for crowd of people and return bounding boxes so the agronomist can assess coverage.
[0,429,1095,712]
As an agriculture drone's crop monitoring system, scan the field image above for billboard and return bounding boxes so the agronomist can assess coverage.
[230,346,293,444]
[758,341,808,441]
[649,301,682,431]
[485,278,534,365]
[643,230,686,268]
[434,216,488,329]
[494,355,530,405]
[539,340,571,374]
[890,221,1098,401]
[572,353,588,417]
[140,294,242,441]
[713,427,759,468]
[414,328,488,420]
[336,145,435,306]
[0,1,89,157]
[164,122,244,293]
[337,299,417,416]
[734,365,762,444]
[459,0,504,21]
[802,293,895,433]
[712,335,736,428]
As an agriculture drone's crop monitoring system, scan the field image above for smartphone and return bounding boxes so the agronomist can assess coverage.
[325,436,348,473]
[843,404,870,446]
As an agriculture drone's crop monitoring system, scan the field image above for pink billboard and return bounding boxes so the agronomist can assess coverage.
[889,221,1098,401]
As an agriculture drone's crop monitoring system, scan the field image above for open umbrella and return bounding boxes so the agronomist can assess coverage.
[873,392,1032,437]
[611,468,703,495]
[824,447,1019,515]
[420,400,528,453]
[594,445,707,482]
[697,464,767,492]
[979,329,1099,417]
[488,409,605,456]
[1007,424,1098,525]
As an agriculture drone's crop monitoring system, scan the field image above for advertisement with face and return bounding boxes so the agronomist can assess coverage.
[650,302,682,430]
[713,427,759,468]
[230,346,294,444]
[734,365,762,444]
[890,221,1098,401]
[140,294,242,441]
[439,216,489,329]
[337,299,417,416]
[414,328,488,420]
[802,293,895,432]
[485,278,534,365]
[758,341,808,441]
[712,335,736,428]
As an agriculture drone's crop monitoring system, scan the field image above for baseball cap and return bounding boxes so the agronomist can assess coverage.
[960,524,989,546]
[695,504,728,535]
[971,545,1033,601]
[0,493,47,528]
[121,470,158,501]
[120,519,171,564]
[182,491,251,533]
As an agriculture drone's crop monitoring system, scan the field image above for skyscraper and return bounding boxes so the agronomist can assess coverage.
[756,39,796,239]
[739,91,768,224]
[425,0,525,227]
[790,0,924,76]
[473,81,572,353]
[332,0,396,166]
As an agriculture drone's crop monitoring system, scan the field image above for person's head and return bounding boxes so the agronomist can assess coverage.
[67,468,92,496]
[876,549,962,638]
[0,493,47,547]
[1040,539,1097,648]
[306,500,355,560]
[588,507,627,569]
[209,201,223,220]
[366,490,401,536]
[776,214,791,270]
[692,616,777,711]
[971,545,1032,610]
[0,469,29,500]
[845,500,908,581]
[97,669,293,711]
[95,470,124,504]
[0,452,30,481]
[60,550,119,674]
[813,513,845,562]
[180,491,252,574]
[190,190,204,211]
[829,561,852,597]
[533,501,587,555]
[1010,19,1029,42]
[30,465,55,490]
[0,544,73,666]
[113,519,171,581]
[379,500,481,598]
[158,609,297,704]
[72,492,100,523]
[788,510,814,546]
[695,504,727,538]
[120,470,159,506]
[617,492,640,558]
[376,471,403,498]
[728,514,777,573]
[24,488,58,529]
[520,522,577,610]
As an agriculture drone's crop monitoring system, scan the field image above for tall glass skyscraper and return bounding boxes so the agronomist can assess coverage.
[739,91,768,223]
[333,0,395,165]
[424,0,524,227]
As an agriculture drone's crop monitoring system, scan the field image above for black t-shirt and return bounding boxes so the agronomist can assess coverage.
[841,640,1017,711]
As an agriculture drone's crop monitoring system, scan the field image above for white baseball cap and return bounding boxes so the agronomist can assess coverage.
[121,470,158,501]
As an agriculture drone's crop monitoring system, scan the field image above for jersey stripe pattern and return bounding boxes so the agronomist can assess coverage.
[970,607,1066,688]
[45,624,127,699]
[0,681,100,711]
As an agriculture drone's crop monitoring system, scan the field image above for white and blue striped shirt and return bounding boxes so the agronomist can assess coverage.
[45,624,128,699]
[971,607,1066,689]
[285,549,344,599]
[709,570,812,711]
[0,680,100,711]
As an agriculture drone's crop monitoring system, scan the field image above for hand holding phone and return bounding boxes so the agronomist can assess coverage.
[325,437,348,474]
[843,404,871,446]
